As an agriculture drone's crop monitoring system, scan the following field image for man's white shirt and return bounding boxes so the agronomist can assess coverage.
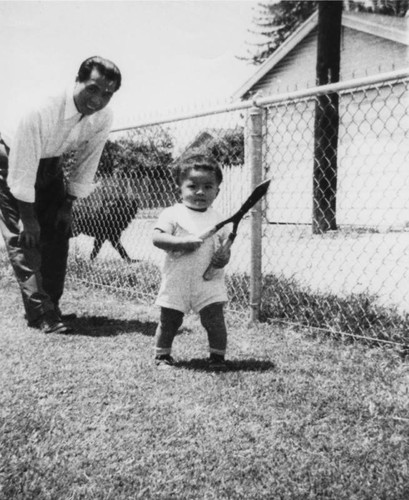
[3,88,113,202]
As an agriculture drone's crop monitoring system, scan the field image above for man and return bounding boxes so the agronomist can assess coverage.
[0,56,121,334]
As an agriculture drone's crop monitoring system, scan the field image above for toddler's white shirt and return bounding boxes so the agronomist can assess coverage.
[154,203,229,313]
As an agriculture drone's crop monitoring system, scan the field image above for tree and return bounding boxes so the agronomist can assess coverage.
[61,127,177,209]
[100,127,174,181]
[346,0,409,15]
[241,0,408,66]
[240,1,318,66]
[61,126,174,181]
[200,128,245,167]
[208,128,245,166]
[179,127,244,167]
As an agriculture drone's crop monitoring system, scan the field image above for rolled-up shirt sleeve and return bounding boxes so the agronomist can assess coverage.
[66,110,113,199]
[8,109,44,203]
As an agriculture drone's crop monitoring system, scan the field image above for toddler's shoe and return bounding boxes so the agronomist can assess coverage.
[155,354,175,369]
[208,353,227,370]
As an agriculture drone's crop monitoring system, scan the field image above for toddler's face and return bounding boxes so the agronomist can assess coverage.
[180,168,220,211]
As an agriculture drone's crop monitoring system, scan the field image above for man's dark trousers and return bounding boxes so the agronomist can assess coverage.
[0,143,69,324]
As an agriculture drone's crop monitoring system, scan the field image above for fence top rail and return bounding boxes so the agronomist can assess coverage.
[111,68,409,133]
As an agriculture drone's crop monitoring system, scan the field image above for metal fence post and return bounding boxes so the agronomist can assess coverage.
[248,104,264,323]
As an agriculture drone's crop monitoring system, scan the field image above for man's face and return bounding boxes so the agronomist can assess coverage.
[73,68,117,116]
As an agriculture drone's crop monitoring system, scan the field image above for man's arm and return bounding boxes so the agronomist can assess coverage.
[66,112,113,199]
[17,200,41,248]
[8,109,43,203]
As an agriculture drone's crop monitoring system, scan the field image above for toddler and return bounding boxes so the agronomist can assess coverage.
[152,150,231,369]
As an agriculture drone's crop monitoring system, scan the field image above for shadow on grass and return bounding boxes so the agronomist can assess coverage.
[64,315,157,337]
[229,272,409,345]
[67,255,409,345]
[174,358,275,373]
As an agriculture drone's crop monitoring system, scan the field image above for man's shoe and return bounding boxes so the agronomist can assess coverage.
[30,311,73,334]
[61,313,77,321]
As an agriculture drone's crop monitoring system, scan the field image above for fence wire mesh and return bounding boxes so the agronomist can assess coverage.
[261,75,409,345]
[68,72,409,347]
[68,109,252,314]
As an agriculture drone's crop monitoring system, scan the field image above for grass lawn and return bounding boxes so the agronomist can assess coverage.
[0,266,409,499]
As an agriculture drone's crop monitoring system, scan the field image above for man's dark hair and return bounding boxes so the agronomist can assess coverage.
[77,56,122,91]
[172,148,223,186]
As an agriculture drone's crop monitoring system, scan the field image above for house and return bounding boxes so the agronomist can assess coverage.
[232,11,409,228]
[232,11,408,100]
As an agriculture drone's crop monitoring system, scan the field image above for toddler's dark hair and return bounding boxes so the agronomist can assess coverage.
[172,149,223,186]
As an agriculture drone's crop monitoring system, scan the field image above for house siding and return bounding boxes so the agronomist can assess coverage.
[244,30,318,98]
[263,80,409,227]
[240,21,408,228]
[340,26,408,79]
[243,26,408,99]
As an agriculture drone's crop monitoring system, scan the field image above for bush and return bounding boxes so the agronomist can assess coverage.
[61,126,178,210]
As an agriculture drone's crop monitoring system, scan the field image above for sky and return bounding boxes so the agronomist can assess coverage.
[0,0,259,131]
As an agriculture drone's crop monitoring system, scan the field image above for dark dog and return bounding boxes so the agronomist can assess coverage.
[72,196,139,262]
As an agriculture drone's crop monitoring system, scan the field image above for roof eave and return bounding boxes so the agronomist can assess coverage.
[231,10,319,101]
[342,12,409,45]
[232,10,409,101]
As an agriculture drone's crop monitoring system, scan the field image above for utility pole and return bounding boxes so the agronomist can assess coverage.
[312,0,343,234]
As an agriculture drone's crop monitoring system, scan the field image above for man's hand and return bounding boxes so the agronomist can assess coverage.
[17,201,41,248]
[19,217,41,248]
[55,203,73,235]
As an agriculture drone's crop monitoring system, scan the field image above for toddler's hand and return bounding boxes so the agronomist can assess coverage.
[211,246,231,268]
[178,235,203,252]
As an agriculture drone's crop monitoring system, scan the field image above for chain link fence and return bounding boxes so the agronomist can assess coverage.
[68,69,409,348]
